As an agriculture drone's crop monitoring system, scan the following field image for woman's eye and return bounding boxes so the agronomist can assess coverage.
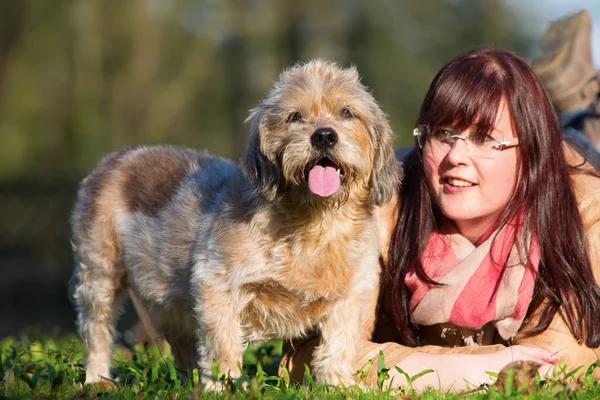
[472,134,495,145]
[341,108,354,119]
[287,111,302,123]
[432,129,453,142]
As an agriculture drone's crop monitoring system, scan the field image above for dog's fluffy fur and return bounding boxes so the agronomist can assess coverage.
[70,60,402,387]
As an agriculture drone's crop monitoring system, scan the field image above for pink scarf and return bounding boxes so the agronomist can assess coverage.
[405,218,540,342]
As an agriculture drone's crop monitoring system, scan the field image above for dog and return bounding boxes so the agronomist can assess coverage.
[70,60,402,388]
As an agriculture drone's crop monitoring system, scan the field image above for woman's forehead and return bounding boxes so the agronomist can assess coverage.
[434,99,512,135]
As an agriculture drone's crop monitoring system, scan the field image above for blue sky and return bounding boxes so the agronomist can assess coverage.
[507,0,600,67]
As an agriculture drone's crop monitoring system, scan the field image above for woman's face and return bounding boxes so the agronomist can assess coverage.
[423,101,519,242]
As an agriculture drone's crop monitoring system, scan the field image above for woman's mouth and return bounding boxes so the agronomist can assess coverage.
[444,177,475,187]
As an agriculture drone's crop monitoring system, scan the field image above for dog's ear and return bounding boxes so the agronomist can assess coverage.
[240,106,281,201]
[370,109,403,206]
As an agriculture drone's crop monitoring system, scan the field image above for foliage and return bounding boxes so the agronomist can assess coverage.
[0,0,537,181]
[1,334,599,399]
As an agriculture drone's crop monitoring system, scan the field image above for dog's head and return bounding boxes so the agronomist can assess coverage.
[241,60,402,207]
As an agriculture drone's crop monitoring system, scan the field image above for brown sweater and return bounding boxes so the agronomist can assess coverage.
[280,145,600,383]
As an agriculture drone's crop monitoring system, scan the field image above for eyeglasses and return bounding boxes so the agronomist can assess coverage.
[413,125,519,159]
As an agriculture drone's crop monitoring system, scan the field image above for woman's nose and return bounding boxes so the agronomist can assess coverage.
[445,137,470,164]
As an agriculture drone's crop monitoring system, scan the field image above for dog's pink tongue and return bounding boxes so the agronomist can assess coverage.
[308,165,340,197]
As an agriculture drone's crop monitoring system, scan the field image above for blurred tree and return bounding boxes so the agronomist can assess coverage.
[0,2,27,108]
[0,0,535,180]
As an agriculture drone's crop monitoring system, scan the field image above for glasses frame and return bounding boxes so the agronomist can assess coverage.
[413,125,519,158]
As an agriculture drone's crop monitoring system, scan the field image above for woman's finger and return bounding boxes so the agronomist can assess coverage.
[509,345,559,365]
[537,362,556,379]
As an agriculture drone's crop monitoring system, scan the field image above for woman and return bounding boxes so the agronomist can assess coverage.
[281,48,600,391]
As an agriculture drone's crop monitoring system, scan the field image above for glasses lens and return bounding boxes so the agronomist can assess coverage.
[466,136,498,159]
[427,128,455,158]
[425,129,500,159]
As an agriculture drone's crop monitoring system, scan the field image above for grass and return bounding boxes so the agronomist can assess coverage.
[1,332,599,399]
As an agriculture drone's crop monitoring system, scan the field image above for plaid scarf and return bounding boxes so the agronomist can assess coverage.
[405,218,540,342]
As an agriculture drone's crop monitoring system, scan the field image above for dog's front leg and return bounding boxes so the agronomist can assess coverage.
[311,297,363,386]
[193,283,244,390]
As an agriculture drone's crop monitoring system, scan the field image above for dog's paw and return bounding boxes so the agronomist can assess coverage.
[316,372,357,388]
[84,379,118,391]
[339,376,358,388]
[199,379,228,393]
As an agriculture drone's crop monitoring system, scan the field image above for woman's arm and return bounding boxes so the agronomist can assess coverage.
[279,337,557,391]
[388,344,557,391]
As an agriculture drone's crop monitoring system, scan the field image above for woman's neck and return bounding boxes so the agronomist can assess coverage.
[452,217,497,245]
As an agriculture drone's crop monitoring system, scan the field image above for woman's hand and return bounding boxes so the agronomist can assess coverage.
[390,345,558,392]
[497,345,559,377]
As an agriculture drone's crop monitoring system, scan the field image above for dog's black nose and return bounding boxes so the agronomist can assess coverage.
[311,128,338,150]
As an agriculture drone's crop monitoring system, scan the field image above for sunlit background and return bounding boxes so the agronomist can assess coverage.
[1,0,598,337]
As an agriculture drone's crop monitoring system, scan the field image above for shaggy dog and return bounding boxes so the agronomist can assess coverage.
[70,60,402,388]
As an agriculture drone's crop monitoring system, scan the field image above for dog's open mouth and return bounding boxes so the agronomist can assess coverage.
[305,158,344,197]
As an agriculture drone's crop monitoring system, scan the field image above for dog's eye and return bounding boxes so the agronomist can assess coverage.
[287,111,302,123]
[341,108,354,119]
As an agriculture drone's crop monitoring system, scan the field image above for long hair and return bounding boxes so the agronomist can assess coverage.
[387,48,600,347]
